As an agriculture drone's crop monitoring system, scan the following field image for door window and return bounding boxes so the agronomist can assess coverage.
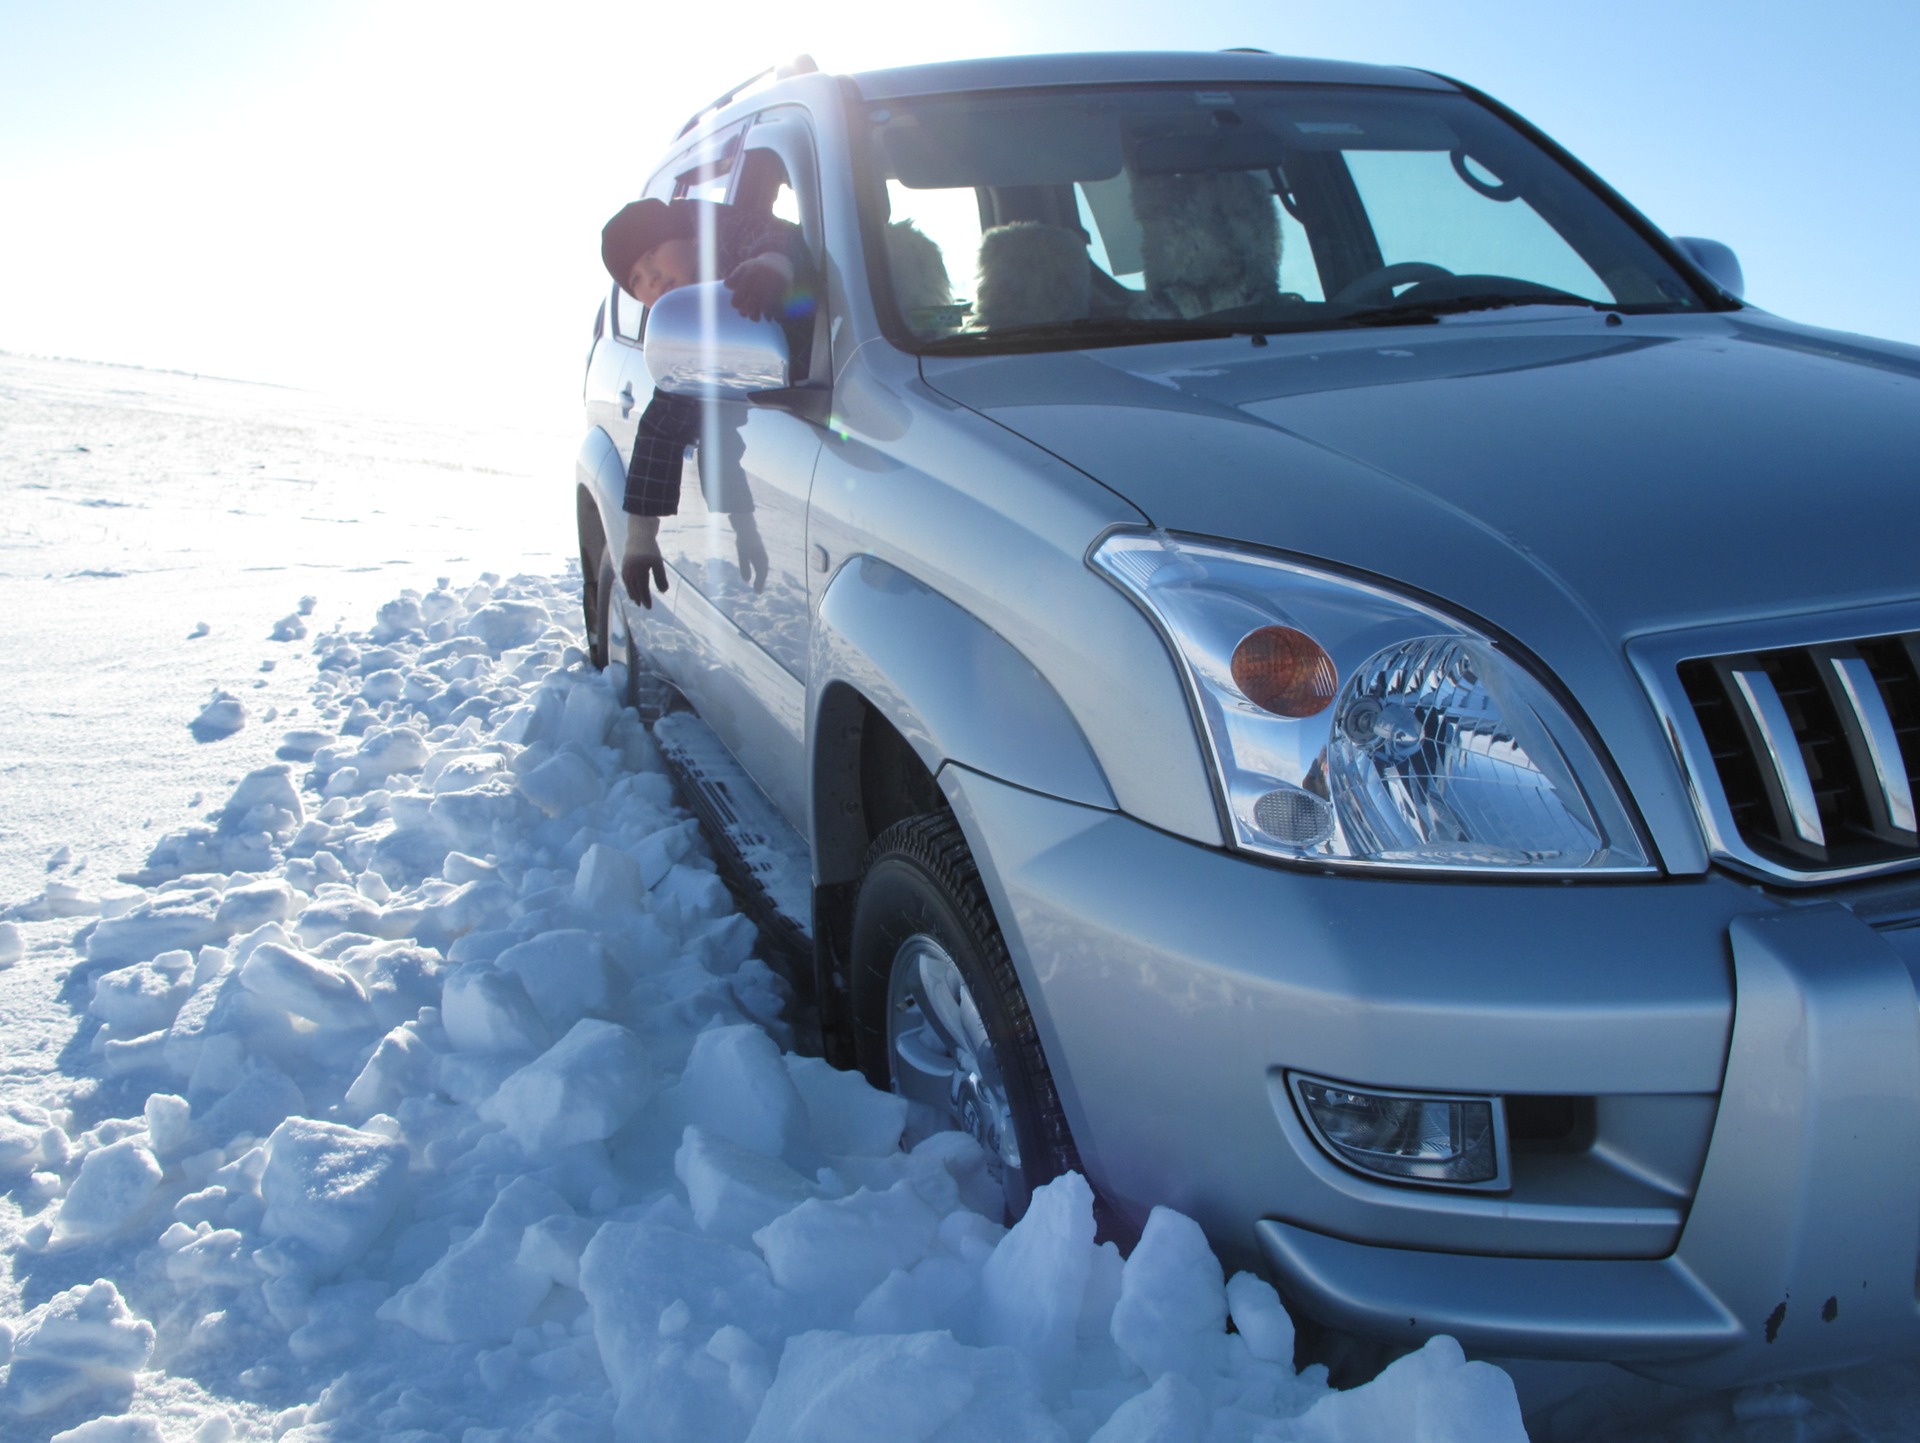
[612,284,646,342]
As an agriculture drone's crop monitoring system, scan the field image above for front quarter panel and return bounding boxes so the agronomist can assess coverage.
[810,554,1116,872]
[806,341,1224,856]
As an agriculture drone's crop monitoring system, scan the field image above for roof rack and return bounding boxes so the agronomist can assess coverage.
[676,55,819,139]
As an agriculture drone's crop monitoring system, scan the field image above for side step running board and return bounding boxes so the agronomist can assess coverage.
[652,712,814,963]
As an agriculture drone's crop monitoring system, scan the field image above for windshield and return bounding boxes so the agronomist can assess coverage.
[863,83,1711,351]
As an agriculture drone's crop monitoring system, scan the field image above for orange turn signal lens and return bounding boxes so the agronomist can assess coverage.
[1231,626,1337,717]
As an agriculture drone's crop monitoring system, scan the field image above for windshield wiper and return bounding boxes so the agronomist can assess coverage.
[1339,292,1619,328]
[916,316,1318,354]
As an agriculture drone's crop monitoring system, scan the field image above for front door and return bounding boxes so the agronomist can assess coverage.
[654,110,828,827]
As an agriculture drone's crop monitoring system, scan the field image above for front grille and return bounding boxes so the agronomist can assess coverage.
[1678,635,1920,876]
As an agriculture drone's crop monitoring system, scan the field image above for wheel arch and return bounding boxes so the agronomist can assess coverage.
[806,553,1116,889]
[806,555,1117,1068]
[575,426,625,557]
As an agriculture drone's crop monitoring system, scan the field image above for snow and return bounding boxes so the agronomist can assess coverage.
[188,693,247,743]
[1,1281,154,1418]
[7,562,1497,1443]
[258,1118,408,1277]
[1,356,1903,1442]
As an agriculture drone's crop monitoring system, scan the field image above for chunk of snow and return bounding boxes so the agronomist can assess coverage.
[1,1280,154,1418]
[189,1063,304,1150]
[143,1093,192,1161]
[441,964,552,1055]
[1086,1373,1205,1443]
[88,957,193,1033]
[1109,1207,1227,1383]
[520,749,604,817]
[479,1019,650,1155]
[379,1177,569,1343]
[189,690,247,741]
[277,728,333,761]
[52,1137,163,1245]
[744,1330,976,1443]
[214,879,297,932]
[675,1126,820,1244]
[558,683,619,750]
[86,892,222,966]
[753,1181,943,1322]
[1284,1335,1527,1443]
[287,1279,390,1361]
[0,1115,61,1177]
[344,1024,432,1119]
[259,1117,408,1277]
[677,1024,801,1159]
[351,726,431,785]
[570,842,651,915]
[372,594,425,642]
[0,920,21,966]
[465,599,551,651]
[978,1171,1097,1378]
[360,668,405,704]
[239,942,373,1029]
[1226,1271,1294,1366]
[580,1220,783,1395]
[493,929,619,1034]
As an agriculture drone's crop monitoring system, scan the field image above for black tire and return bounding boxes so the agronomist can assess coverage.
[584,538,616,671]
[850,813,1080,1220]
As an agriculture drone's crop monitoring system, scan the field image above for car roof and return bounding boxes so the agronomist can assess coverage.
[672,51,1459,150]
[847,50,1457,101]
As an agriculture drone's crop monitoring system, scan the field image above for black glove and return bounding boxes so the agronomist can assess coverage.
[724,255,793,323]
[622,536,669,609]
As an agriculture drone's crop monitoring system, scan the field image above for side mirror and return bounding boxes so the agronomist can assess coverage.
[1672,237,1745,300]
[642,281,791,399]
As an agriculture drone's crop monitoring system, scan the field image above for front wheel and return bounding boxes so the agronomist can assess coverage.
[851,813,1079,1220]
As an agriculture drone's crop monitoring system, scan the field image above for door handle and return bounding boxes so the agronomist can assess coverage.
[619,382,635,419]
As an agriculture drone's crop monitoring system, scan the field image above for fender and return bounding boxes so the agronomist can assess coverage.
[575,427,626,547]
[809,554,1115,880]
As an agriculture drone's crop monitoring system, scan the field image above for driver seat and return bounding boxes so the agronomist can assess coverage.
[1129,168,1280,319]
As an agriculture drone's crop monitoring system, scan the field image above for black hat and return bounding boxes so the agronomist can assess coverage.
[601,199,720,289]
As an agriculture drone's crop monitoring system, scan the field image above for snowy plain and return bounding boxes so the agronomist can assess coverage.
[1,352,1916,1442]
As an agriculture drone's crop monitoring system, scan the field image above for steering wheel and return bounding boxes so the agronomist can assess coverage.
[1332,262,1454,307]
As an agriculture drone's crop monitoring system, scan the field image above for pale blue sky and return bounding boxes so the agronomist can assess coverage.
[2,0,1915,427]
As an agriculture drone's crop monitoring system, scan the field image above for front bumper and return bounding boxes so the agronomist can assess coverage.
[941,765,1920,1385]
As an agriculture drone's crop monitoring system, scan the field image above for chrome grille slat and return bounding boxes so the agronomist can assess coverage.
[1830,655,1918,835]
[1661,626,1920,882]
[1730,669,1826,847]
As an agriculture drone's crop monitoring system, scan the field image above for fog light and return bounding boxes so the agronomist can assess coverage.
[1292,1076,1505,1187]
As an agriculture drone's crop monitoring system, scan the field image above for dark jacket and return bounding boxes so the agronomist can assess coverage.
[623,210,815,517]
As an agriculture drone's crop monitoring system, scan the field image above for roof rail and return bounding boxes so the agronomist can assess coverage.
[676,55,820,139]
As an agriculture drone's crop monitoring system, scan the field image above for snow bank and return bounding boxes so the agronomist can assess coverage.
[0,573,1529,1442]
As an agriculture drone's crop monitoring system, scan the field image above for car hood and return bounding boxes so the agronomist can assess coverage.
[920,311,1920,645]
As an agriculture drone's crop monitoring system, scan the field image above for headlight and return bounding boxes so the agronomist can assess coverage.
[1092,530,1650,874]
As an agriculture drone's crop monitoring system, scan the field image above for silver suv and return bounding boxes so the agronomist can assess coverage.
[576,50,1920,1386]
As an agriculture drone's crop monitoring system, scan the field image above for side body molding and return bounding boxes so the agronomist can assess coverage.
[810,554,1116,876]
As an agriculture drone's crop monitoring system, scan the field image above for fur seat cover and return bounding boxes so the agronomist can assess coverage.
[972,221,1091,330]
[1129,169,1280,320]
[884,218,954,318]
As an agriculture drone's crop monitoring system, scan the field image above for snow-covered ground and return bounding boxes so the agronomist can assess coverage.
[1,353,1915,1442]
